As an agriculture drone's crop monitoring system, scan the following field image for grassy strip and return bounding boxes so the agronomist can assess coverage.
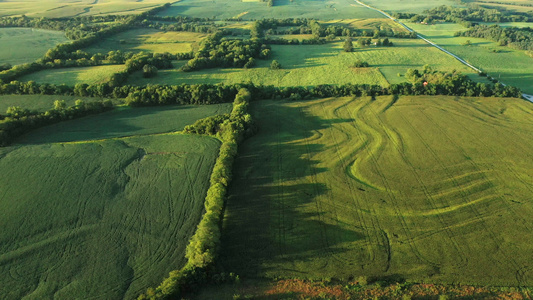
[138,89,253,300]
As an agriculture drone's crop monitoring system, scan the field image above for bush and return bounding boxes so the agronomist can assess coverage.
[270,60,282,70]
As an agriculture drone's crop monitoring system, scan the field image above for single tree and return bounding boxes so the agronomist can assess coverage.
[343,38,354,52]
[142,64,158,78]
[270,60,281,70]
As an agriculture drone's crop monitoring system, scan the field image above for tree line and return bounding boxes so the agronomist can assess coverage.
[456,25,533,51]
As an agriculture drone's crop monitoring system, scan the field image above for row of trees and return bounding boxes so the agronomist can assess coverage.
[456,25,533,51]
[0,99,113,146]
[138,89,255,299]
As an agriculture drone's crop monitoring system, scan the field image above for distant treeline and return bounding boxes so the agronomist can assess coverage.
[0,99,113,146]
[456,25,533,51]
[138,89,255,299]
[394,5,532,24]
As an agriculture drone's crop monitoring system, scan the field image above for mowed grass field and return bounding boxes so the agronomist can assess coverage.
[0,0,171,18]
[464,0,533,13]
[361,0,462,13]
[0,133,221,299]
[129,38,479,87]
[18,65,126,86]
[0,28,68,66]
[409,23,533,94]
[158,0,385,20]
[220,96,533,286]
[15,103,231,144]
[84,29,208,54]
[0,95,118,113]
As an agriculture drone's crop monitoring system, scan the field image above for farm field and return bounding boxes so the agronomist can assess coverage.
[463,0,533,13]
[220,96,533,286]
[0,28,68,66]
[0,133,221,299]
[0,0,171,18]
[409,22,533,94]
[15,103,232,144]
[129,39,479,87]
[84,29,208,55]
[361,0,461,13]
[158,0,385,20]
[18,65,126,86]
[0,95,118,113]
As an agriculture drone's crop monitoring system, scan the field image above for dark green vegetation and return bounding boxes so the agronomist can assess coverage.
[221,95,533,286]
[0,133,221,299]
[0,94,113,113]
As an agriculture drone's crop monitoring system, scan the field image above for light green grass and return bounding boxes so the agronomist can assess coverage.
[464,0,533,13]
[0,28,68,65]
[15,103,231,144]
[18,65,126,86]
[361,0,462,13]
[84,28,208,54]
[410,22,533,94]
[158,0,385,20]
[129,39,480,87]
[0,0,171,18]
[220,95,533,286]
[0,133,221,299]
[0,95,118,113]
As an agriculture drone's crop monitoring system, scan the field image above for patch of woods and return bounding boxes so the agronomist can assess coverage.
[456,25,533,51]
[137,89,255,300]
[0,99,113,146]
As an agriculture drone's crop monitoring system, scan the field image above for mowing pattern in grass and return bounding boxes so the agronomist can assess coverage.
[15,103,232,144]
[0,133,220,299]
[409,22,533,94]
[18,65,126,86]
[158,0,385,20]
[129,39,480,87]
[220,96,533,286]
[0,95,119,113]
[84,28,208,55]
[0,28,68,65]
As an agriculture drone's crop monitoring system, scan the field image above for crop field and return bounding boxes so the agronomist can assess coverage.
[18,65,126,86]
[0,28,68,66]
[323,18,410,33]
[0,95,118,113]
[15,103,231,144]
[464,0,533,13]
[0,0,171,18]
[361,0,462,13]
[409,22,533,94]
[220,96,533,286]
[158,0,385,20]
[0,133,221,299]
[129,38,479,87]
[84,29,208,55]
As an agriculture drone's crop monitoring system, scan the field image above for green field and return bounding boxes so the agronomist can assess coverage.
[0,0,171,18]
[84,29,208,55]
[464,0,533,13]
[0,28,68,65]
[158,0,385,20]
[221,96,533,286]
[0,95,118,113]
[18,65,126,86]
[0,133,221,299]
[409,22,533,94]
[15,103,231,144]
[128,39,480,87]
[361,0,461,13]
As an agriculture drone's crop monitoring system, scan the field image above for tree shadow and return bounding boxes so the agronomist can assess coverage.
[220,99,362,278]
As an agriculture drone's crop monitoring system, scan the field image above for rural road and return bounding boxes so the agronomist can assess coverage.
[354,0,533,102]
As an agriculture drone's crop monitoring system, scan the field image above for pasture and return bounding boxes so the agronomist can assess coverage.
[15,103,232,144]
[361,0,462,13]
[0,0,171,18]
[18,65,126,86]
[409,22,533,94]
[464,0,533,13]
[84,29,208,55]
[0,95,117,113]
[0,133,221,299]
[0,28,68,66]
[128,38,479,87]
[220,95,533,286]
[158,0,385,20]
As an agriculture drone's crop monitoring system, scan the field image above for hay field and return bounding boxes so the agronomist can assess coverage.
[0,28,68,66]
[18,65,126,86]
[221,95,533,286]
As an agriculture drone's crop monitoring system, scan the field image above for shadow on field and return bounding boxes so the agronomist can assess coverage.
[220,99,362,277]
[15,106,194,145]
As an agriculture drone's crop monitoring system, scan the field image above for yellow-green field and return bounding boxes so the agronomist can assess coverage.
[0,28,68,65]
[361,0,462,13]
[18,65,125,85]
[128,39,481,87]
[0,95,118,113]
[84,29,208,54]
[221,95,533,286]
